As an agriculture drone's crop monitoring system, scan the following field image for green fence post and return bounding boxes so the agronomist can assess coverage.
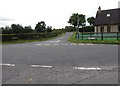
[78,33,79,39]
[82,33,83,40]
[90,33,92,37]
[117,32,119,40]
[101,32,103,40]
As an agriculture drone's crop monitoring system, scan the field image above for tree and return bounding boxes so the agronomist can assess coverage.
[0,27,4,34]
[35,21,46,33]
[2,26,13,34]
[68,13,86,32]
[24,26,33,33]
[87,17,95,26]
[11,24,24,34]
[46,26,52,32]
[65,26,75,32]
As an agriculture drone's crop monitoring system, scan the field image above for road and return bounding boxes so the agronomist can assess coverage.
[2,32,118,84]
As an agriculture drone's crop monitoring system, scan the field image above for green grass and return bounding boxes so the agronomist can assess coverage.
[68,32,120,44]
[2,33,66,45]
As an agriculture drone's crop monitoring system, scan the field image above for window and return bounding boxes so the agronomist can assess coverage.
[101,26,104,32]
[107,25,111,32]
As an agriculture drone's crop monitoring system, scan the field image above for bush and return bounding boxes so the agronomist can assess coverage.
[2,34,16,41]
[79,26,94,32]
[2,30,65,42]
[65,26,75,32]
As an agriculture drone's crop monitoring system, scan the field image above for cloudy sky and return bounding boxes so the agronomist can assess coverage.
[0,0,119,29]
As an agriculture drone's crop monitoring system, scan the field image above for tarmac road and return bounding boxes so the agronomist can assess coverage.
[2,32,118,84]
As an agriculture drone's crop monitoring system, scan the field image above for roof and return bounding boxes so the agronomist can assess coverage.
[94,8,120,26]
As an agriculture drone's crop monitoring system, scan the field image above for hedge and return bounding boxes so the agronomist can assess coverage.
[79,26,94,32]
[2,30,65,41]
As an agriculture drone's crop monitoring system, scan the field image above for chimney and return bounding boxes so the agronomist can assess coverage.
[98,6,101,13]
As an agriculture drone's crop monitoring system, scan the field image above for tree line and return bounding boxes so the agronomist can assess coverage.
[1,21,53,34]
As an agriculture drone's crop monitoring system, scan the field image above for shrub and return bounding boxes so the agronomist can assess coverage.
[79,26,94,32]
[2,30,65,42]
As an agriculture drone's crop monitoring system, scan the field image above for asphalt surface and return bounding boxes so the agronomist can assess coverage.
[2,32,119,84]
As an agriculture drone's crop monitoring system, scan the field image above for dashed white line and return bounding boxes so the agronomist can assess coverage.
[70,43,77,45]
[73,67,101,70]
[58,37,64,39]
[2,63,115,71]
[31,65,52,68]
[86,44,94,45]
[60,37,64,39]
[35,43,95,46]
[78,44,85,45]
[48,40,60,43]
[35,44,42,46]
[56,40,60,43]
[44,44,51,46]
[53,44,59,45]
[62,43,68,45]
[47,41,54,43]
[0,64,15,67]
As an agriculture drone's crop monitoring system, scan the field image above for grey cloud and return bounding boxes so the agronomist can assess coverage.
[0,22,7,25]
[0,17,15,21]
[118,1,120,8]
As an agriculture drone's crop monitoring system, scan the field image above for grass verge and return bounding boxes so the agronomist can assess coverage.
[2,33,66,44]
[68,32,120,45]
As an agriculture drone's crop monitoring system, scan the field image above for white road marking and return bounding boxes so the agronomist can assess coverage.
[31,65,52,68]
[35,43,95,46]
[47,41,54,43]
[1,63,116,71]
[78,44,85,45]
[49,40,60,43]
[53,44,59,45]
[44,44,51,46]
[70,43,76,45]
[86,44,94,45]
[113,45,118,46]
[0,63,15,67]
[56,40,60,43]
[62,43,68,45]
[73,67,101,70]
[58,37,64,39]
[35,44,42,46]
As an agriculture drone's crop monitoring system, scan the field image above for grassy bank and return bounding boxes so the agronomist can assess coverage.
[68,32,119,44]
[2,32,65,44]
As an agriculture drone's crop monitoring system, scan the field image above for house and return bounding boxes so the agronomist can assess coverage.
[94,6,120,33]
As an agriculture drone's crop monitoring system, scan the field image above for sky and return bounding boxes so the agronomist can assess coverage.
[0,0,119,29]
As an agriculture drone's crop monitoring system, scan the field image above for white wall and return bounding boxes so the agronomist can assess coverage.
[95,25,118,32]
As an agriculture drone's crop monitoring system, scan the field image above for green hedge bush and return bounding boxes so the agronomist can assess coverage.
[79,26,94,32]
[2,30,65,42]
